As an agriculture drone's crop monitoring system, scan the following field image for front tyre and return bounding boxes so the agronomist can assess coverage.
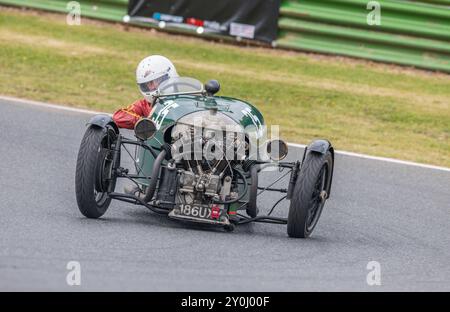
[287,150,333,238]
[75,126,117,218]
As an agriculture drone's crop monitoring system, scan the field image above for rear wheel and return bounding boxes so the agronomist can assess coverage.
[75,126,118,218]
[287,150,333,238]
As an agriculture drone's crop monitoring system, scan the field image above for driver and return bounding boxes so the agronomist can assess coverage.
[112,55,179,129]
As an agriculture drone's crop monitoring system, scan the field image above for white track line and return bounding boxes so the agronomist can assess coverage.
[288,143,450,172]
[1,95,449,172]
[0,95,108,116]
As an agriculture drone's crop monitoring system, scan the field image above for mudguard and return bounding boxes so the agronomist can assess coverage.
[304,139,334,197]
[308,139,333,155]
[86,114,119,134]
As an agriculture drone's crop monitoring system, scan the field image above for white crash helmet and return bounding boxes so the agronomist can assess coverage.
[136,55,178,102]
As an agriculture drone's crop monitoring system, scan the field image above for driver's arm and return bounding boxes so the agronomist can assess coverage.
[112,99,152,129]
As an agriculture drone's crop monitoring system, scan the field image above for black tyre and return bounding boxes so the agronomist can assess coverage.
[75,126,118,218]
[287,150,333,238]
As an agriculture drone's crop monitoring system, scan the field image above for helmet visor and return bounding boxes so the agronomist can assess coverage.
[138,73,170,94]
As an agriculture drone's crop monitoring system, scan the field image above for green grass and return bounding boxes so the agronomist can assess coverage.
[1,8,449,167]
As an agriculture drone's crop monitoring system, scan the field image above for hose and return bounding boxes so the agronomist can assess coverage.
[143,149,166,203]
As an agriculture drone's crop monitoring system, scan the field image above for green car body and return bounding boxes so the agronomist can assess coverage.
[137,94,265,181]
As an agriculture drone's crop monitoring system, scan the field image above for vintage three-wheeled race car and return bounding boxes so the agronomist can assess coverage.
[75,77,334,238]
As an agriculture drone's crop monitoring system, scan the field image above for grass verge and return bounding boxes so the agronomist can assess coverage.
[1,7,449,167]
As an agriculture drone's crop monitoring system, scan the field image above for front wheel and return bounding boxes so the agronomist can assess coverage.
[287,150,333,238]
[75,126,118,218]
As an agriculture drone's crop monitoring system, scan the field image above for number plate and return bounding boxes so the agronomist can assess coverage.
[169,204,229,225]
[179,204,212,219]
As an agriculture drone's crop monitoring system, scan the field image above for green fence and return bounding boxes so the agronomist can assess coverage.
[0,0,126,21]
[1,0,449,72]
[277,0,450,72]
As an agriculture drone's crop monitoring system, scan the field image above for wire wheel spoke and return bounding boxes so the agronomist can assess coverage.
[93,130,117,205]
[306,165,327,231]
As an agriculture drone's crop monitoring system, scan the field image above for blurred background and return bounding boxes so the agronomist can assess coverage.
[0,0,449,166]
[1,1,450,292]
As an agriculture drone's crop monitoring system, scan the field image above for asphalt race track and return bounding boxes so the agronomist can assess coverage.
[0,98,449,291]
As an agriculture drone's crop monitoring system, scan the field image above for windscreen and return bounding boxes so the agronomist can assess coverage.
[158,77,203,95]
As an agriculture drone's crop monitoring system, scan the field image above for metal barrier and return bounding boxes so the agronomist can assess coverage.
[1,0,449,72]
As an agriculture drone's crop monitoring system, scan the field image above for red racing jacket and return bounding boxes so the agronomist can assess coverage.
[112,98,152,129]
